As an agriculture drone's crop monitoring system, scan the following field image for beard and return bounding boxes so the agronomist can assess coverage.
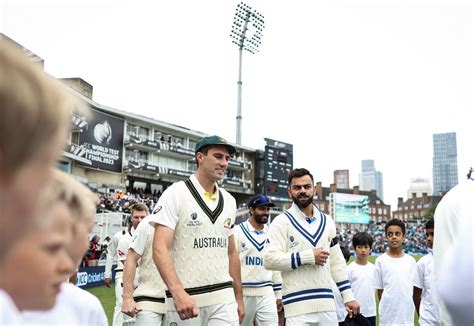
[291,193,313,209]
[253,213,269,225]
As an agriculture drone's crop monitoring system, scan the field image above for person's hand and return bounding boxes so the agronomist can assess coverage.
[173,290,199,320]
[121,297,142,317]
[237,299,245,323]
[345,300,360,318]
[104,278,112,288]
[276,299,283,312]
[313,247,330,266]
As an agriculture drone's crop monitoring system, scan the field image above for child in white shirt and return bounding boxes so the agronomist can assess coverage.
[413,218,440,326]
[347,231,376,326]
[373,219,417,326]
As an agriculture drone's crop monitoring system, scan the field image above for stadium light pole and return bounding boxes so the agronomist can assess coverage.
[230,2,264,145]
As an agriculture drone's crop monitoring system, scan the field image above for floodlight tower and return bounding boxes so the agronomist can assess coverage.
[230,2,264,145]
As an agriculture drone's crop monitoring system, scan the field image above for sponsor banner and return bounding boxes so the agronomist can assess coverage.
[125,161,160,173]
[228,160,250,169]
[76,265,117,289]
[127,135,160,150]
[264,138,293,151]
[222,178,250,188]
[167,169,193,178]
[78,109,124,173]
[154,141,195,156]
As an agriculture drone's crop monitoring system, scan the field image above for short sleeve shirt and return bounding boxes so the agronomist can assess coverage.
[346,261,376,318]
[413,253,440,325]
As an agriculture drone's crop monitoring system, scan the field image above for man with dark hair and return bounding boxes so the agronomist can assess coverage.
[234,194,283,325]
[347,232,376,326]
[265,168,359,325]
[151,135,244,325]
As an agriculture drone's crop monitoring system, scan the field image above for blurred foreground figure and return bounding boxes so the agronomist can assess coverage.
[433,179,474,325]
[0,38,85,324]
[0,37,81,261]
[1,170,107,325]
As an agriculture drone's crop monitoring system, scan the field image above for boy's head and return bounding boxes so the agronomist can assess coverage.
[0,170,87,310]
[385,218,406,250]
[352,232,373,260]
[0,39,86,262]
[48,170,97,267]
[425,218,434,249]
[340,245,351,263]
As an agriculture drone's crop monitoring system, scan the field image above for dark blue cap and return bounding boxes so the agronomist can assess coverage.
[248,194,275,208]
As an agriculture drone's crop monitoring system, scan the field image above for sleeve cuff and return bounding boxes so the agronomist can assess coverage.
[341,289,356,303]
[299,249,316,265]
[274,290,282,300]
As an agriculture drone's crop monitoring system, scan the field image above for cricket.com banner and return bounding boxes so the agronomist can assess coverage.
[78,109,124,173]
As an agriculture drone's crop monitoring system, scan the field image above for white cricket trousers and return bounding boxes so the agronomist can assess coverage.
[135,311,164,325]
[286,311,338,326]
[241,295,278,326]
[166,300,239,325]
[112,279,124,326]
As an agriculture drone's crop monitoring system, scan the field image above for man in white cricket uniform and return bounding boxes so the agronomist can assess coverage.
[150,135,245,325]
[105,204,145,326]
[264,168,360,325]
[121,213,167,325]
[116,204,148,324]
[234,194,283,326]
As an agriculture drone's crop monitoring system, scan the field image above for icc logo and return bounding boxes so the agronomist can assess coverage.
[191,212,198,220]
[93,121,112,145]
[76,272,88,287]
[289,236,294,242]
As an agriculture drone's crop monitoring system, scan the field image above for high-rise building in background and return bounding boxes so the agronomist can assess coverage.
[407,178,432,199]
[359,159,384,200]
[334,170,350,189]
[432,132,458,195]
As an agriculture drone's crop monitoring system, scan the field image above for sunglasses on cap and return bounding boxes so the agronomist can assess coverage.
[248,195,275,208]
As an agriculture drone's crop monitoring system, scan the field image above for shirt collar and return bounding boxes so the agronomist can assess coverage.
[290,202,319,223]
[190,175,218,200]
[246,220,268,233]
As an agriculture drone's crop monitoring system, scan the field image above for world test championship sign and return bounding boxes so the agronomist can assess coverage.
[78,109,124,173]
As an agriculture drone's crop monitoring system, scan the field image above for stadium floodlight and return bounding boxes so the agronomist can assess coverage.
[230,2,265,145]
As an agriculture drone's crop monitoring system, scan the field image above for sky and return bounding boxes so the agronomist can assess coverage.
[2,0,472,209]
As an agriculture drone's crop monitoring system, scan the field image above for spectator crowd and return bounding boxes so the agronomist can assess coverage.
[336,222,430,255]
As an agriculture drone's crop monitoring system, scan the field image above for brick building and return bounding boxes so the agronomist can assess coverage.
[392,193,442,222]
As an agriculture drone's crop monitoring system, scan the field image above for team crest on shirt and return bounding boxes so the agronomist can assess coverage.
[223,218,232,229]
[288,235,299,248]
[240,242,249,252]
[186,212,203,227]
